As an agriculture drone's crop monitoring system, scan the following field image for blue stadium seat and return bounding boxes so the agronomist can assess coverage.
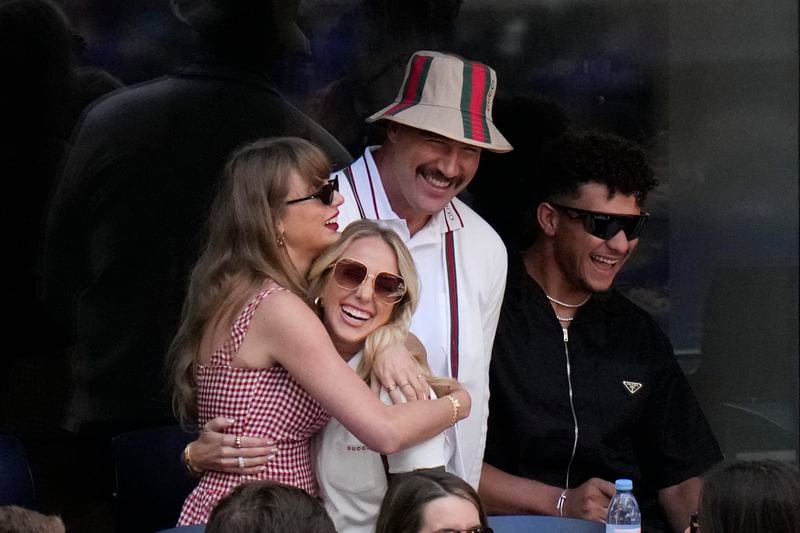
[0,434,37,508]
[155,525,205,533]
[488,514,605,533]
[112,425,199,533]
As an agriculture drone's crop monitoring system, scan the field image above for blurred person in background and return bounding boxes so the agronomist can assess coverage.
[0,0,122,522]
[307,0,463,154]
[39,0,350,529]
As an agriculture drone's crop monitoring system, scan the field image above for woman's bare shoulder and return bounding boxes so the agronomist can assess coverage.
[251,285,315,324]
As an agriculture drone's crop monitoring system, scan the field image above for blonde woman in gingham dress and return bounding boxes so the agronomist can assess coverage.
[169,138,471,526]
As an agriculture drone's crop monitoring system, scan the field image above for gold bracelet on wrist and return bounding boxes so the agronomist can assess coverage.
[445,394,460,427]
[182,443,202,477]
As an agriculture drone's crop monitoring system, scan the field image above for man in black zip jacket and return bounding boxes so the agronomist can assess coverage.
[480,131,721,533]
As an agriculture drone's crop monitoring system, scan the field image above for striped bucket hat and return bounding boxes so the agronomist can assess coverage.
[367,50,512,153]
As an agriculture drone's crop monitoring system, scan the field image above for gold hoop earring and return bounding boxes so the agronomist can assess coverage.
[314,296,323,307]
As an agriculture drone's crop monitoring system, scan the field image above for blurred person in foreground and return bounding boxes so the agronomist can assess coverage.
[375,470,491,533]
[481,131,722,532]
[205,481,335,533]
[688,459,800,533]
[0,506,65,533]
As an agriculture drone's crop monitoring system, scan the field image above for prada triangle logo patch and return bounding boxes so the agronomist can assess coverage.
[623,381,643,395]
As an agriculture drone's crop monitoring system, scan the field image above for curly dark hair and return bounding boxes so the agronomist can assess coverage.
[535,130,659,205]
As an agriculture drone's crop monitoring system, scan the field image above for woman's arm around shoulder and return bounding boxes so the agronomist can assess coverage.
[250,290,470,455]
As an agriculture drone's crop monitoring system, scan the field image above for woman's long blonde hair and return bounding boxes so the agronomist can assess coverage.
[307,220,454,390]
[169,137,331,426]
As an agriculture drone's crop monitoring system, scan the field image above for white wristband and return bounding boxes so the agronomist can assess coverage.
[556,488,568,517]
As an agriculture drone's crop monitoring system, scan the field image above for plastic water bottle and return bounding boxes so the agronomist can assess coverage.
[605,478,641,532]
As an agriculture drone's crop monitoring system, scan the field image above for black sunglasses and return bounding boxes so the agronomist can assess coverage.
[328,258,407,304]
[549,202,649,241]
[286,177,339,206]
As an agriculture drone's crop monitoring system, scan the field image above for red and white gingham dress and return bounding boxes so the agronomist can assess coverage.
[178,283,331,525]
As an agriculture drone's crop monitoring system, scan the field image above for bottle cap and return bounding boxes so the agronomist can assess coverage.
[614,478,633,491]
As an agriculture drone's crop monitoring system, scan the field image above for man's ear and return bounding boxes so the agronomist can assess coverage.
[385,121,402,144]
[537,202,558,237]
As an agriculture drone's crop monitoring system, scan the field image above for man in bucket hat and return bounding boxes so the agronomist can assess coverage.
[189,50,512,491]
[333,50,513,487]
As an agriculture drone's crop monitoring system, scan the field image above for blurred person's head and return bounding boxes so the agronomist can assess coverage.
[691,459,800,533]
[0,505,65,533]
[0,0,76,136]
[170,0,309,62]
[205,480,336,533]
[376,470,491,533]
